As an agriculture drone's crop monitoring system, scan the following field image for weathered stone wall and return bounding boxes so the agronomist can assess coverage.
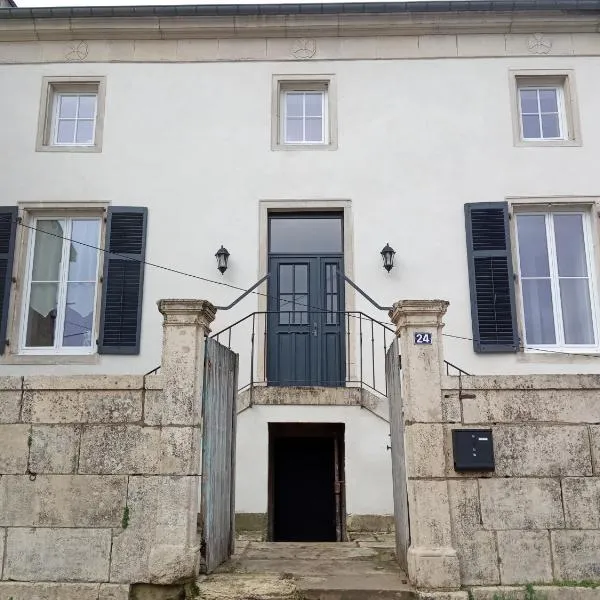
[0,299,216,600]
[443,374,600,591]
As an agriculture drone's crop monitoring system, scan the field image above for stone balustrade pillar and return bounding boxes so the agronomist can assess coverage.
[389,300,462,593]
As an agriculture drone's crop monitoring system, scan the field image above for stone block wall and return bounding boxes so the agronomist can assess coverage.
[442,374,600,590]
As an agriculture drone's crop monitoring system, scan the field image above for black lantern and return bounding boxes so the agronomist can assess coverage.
[215,245,230,274]
[380,243,395,273]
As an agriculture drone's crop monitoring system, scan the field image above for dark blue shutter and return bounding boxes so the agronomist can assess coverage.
[464,202,519,353]
[0,208,17,355]
[98,207,147,355]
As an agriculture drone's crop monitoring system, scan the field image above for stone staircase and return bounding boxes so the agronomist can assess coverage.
[195,535,415,600]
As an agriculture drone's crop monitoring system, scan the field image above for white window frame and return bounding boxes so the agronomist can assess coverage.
[517,85,566,141]
[19,216,102,356]
[50,91,98,147]
[514,209,599,353]
[281,89,327,145]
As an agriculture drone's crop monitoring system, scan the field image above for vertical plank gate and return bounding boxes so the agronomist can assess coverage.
[201,337,239,573]
[385,338,410,572]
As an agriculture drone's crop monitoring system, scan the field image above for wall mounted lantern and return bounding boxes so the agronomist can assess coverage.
[215,245,230,274]
[380,243,395,273]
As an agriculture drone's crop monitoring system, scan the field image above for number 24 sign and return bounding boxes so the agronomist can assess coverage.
[414,332,432,345]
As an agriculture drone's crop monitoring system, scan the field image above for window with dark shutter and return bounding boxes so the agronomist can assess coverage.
[98,207,147,355]
[0,208,17,355]
[464,202,519,353]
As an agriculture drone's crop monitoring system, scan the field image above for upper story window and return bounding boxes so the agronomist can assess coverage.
[52,92,98,146]
[283,90,326,145]
[510,71,581,147]
[37,77,106,153]
[518,86,564,141]
[21,217,102,354]
[272,75,337,151]
[515,210,597,350]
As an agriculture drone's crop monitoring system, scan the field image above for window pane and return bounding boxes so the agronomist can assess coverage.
[270,217,343,253]
[554,214,587,277]
[75,120,95,144]
[56,120,76,144]
[541,113,560,138]
[305,92,323,117]
[58,95,78,118]
[539,89,558,113]
[517,215,550,277]
[522,114,541,139]
[294,265,308,293]
[279,294,293,324]
[68,220,100,281]
[279,265,293,293]
[559,279,594,345]
[78,95,96,119]
[285,93,303,118]
[26,282,58,347]
[519,89,539,114]
[305,117,323,142]
[62,282,95,347]
[31,220,64,282]
[522,279,556,345]
[285,117,303,143]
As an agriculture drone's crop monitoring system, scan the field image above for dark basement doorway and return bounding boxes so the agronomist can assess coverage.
[268,423,346,542]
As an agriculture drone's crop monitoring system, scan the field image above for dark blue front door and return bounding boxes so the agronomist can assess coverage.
[267,214,345,387]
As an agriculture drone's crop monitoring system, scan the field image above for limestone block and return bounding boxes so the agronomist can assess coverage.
[457,33,507,57]
[23,375,143,390]
[154,476,201,546]
[592,426,600,474]
[448,480,481,535]
[551,530,600,580]
[99,583,131,600]
[148,544,200,584]
[563,477,600,528]
[145,388,199,426]
[29,425,80,473]
[497,531,552,584]
[537,587,600,599]
[0,582,100,600]
[479,478,564,529]
[409,480,452,547]
[406,424,445,478]
[0,528,4,578]
[462,389,600,425]
[4,528,111,581]
[407,546,461,589]
[0,391,22,423]
[494,426,591,476]
[160,426,199,475]
[441,392,461,423]
[0,424,28,473]
[22,390,142,423]
[456,530,499,586]
[469,588,525,600]
[417,593,468,600]
[0,475,126,527]
[0,376,23,391]
[80,425,160,474]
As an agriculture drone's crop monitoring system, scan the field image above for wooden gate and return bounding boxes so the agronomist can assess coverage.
[201,337,238,573]
[385,338,410,572]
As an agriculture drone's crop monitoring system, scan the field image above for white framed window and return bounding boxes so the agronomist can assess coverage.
[518,86,565,141]
[51,92,98,146]
[20,216,102,355]
[515,210,598,351]
[282,90,327,145]
[36,77,106,153]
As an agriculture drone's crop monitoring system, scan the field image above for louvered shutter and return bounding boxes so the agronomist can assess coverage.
[0,208,17,355]
[464,202,519,353]
[98,207,148,355]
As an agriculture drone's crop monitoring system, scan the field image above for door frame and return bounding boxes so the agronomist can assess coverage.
[267,422,346,542]
[256,200,356,384]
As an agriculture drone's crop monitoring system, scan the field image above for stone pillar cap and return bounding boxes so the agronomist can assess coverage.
[157,299,217,326]
[389,299,449,328]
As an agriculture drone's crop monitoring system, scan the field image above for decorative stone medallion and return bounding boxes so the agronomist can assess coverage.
[291,38,317,59]
[65,41,89,61]
[528,33,552,55]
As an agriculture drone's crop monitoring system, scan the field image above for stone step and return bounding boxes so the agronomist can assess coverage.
[297,573,415,600]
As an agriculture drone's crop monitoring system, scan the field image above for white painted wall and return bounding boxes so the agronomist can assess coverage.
[2,53,600,376]
[235,404,394,515]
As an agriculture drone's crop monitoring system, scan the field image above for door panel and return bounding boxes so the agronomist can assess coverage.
[268,256,344,387]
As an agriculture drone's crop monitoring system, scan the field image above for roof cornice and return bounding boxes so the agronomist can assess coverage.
[0,10,600,41]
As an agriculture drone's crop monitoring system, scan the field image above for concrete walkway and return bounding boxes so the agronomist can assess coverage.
[195,535,414,600]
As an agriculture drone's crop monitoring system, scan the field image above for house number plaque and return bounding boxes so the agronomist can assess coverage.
[414,332,432,345]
